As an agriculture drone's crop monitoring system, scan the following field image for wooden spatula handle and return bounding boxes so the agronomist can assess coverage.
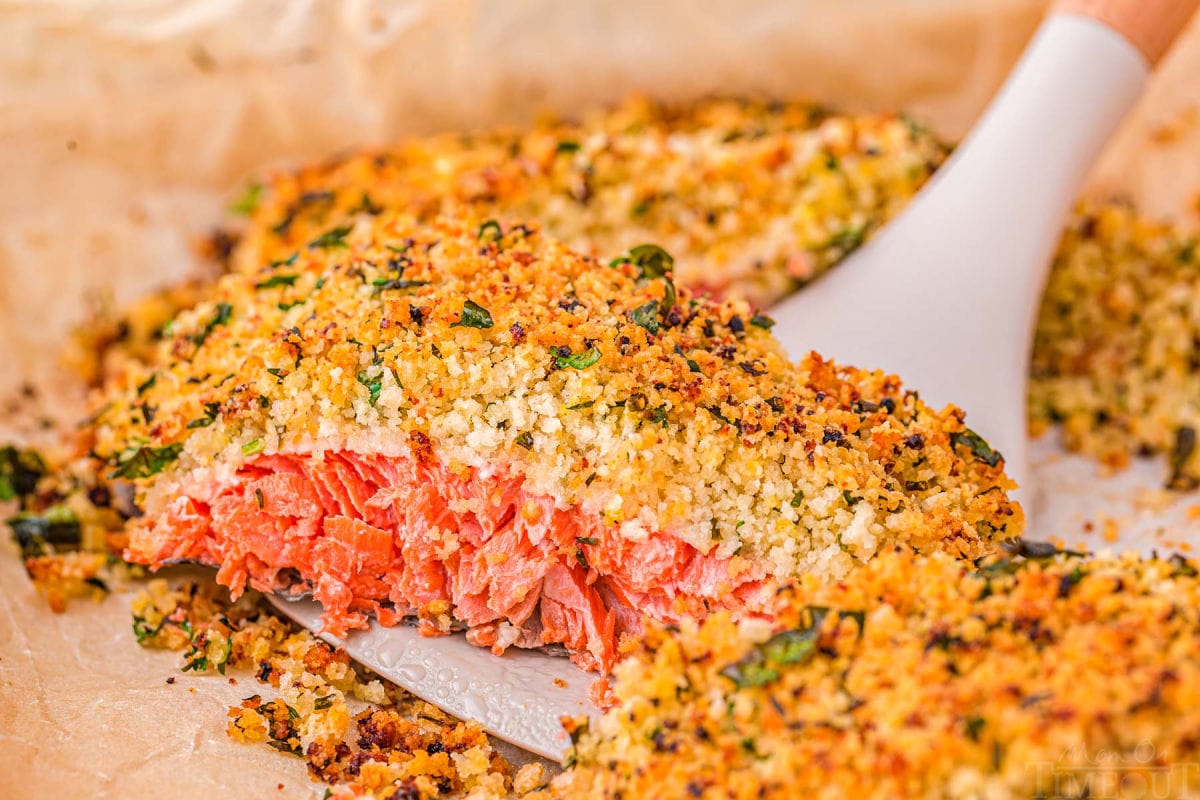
[1055,0,1200,64]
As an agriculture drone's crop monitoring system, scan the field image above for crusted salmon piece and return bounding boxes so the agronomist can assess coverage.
[229,97,946,307]
[93,213,1019,670]
[551,548,1200,798]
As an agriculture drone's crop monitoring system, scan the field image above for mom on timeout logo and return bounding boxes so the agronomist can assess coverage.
[1029,741,1200,799]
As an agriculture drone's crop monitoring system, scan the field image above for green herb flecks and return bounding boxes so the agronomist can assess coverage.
[242,439,265,457]
[554,345,601,370]
[7,505,81,558]
[451,299,494,329]
[630,300,660,335]
[750,312,775,330]
[515,431,534,450]
[950,428,1003,468]
[357,369,383,405]
[308,225,353,250]
[628,244,676,311]
[110,443,184,480]
[719,607,864,689]
[827,225,866,255]
[192,302,233,347]
[478,219,503,242]
[186,402,222,429]
[228,182,263,216]
[0,445,46,504]
[255,274,299,290]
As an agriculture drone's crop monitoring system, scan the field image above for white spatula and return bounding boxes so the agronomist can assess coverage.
[274,0,1200,761]
[772,0,1198,519]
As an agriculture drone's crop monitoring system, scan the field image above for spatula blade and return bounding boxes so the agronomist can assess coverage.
[266,594,595,760]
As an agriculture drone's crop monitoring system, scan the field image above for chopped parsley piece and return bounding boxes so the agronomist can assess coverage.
[308,224,353,250]
[554,345,601,370]
[313,695,335,710]
[515,431,534,450]
[357,369,383,405]
[7,505,80,558]
[0,445,46,503]
[186,402,222,429]
[576,536,599,546]
[842,490,861,506]
[556,140,581,154]
[478,219,503,242]
[192,302,233,347]
[630,300,660,334]
[628,244,676,311]
[720,607,864,689]
[110,443,184,479]
[750,312,775,330]
[242,438,265,456]
[567,400,595,410]
[136,374,158,395]
[451,299,494,329]
[686,357,702,374]
[372,277,428,291]
[228,182,263,216]
[790,490,804,507]
[828,225,866,254]
[950,428,1003,468]
[255,273,299,290]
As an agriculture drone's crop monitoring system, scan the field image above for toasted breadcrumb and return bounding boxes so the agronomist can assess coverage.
[551,548,1200,800]
[1032,202,1200,487]
[132,579,529,799]
[95,213,1018,591]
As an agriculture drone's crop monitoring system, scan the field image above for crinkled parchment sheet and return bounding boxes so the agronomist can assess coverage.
[3,2,1200,798]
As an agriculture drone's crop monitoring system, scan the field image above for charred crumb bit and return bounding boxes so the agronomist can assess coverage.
[166,676,175,684]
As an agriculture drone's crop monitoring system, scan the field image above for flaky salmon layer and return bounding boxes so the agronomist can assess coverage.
[127,449,772,672]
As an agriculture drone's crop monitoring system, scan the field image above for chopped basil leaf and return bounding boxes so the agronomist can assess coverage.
[950,428,1003,468]
[136,374,158,395]
[308,225,353,250]
[255,274,299,290]
[554,345,601,370]
[110,443,183,479]
[451,299,494,329]
[686,358,702,374]
[186,402,221,429]
[372,277,428,291]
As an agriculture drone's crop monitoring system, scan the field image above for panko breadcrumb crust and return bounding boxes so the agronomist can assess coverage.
[229,97,946,305]
[94,212,1018,586]
[551,548,1200,800]
[1032,202,1200,487]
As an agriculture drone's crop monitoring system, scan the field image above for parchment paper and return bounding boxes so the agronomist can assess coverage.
[3,2,1200,798]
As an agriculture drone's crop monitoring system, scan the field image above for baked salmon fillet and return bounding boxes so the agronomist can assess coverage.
[92,214,1019,672]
